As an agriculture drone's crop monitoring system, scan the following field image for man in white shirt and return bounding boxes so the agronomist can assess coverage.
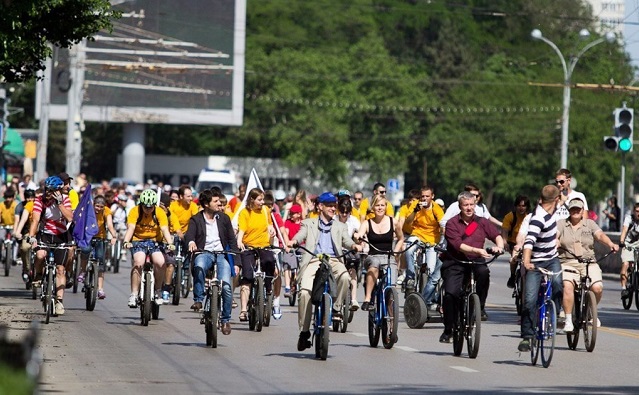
[554,168,588,220]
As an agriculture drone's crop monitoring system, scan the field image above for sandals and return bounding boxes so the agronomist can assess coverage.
[239,311,248,322]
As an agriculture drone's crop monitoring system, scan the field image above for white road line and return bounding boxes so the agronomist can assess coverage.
[450,366,479,373]
[395,346,419,352]
[351,332,368,337]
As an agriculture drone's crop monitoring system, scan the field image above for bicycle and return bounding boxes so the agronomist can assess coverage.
[106,233,123,274]
[131,242,165,326]
[34,242,74,324]
[362,240,415,349]
[82,238,104,312]
[621,246,639,310]
[343,250,361,325]
[563,250,614,352]
[404,240,443,329]
[244,246,282,331]
[1,225,15,277]
[512,250,524,316]
[71,249,80,294]
[434,246,500,358]
[284,253,299,307]
[294,245,354,360]
[178,241,192,300]
[169,236,183,306]
[530,266,562,368]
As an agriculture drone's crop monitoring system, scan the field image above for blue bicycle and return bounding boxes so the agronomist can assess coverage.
[531,266,562,368]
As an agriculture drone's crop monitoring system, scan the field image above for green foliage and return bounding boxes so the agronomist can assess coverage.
[0,0,118,82]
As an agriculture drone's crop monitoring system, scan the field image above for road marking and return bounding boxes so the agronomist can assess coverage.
[395,346,418,352]
[599,327,639,339]
[351,332,368,337]
[450,366,478,373]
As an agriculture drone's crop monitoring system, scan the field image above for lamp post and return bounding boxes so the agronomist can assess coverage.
[531,29,616,169]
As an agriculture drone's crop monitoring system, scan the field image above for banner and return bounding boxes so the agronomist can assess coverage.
[72,184,99,248]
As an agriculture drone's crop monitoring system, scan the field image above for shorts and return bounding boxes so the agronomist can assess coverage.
[621,243,639,262]
[561,262,603,285]
[131,240,163,255]
[281,252,299,270]
[38,232,72,267]
[365,254,393,270]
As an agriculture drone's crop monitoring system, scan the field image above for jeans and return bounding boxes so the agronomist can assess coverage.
[422,255,443,305]
[521,257,562,339]
[405,236,436,280]
[193,252,232,323]
[80,239,106,272]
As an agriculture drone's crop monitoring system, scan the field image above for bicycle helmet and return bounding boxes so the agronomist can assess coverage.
[44,176,64,191]
[138,189,159,207]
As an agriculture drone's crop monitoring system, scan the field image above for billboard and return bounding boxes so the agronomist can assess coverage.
[38,0,245,126]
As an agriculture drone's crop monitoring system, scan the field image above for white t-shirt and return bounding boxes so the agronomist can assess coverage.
[555,190,589,220]
[441,201,491,228]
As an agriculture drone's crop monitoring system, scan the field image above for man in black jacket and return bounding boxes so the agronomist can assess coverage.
[185,189,238,335]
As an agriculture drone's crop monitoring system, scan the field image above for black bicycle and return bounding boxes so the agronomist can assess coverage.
[168,235,183,306]
[34,242,74,324]
[244,246,282,332]
[129,242,165,326]
[622,246,639,310]
[1,225,14,277]
[404,240,444,329]
[83,238,105,311]
[512,250,524,316]
[435,246,500,358]
[563,250,614,352]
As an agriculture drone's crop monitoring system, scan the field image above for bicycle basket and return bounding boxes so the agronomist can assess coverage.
[311,261,336,306]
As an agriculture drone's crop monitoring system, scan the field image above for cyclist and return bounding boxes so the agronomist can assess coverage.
[167,185,197,299]
[122,189,175,308]
[501,195,530,288]
[358,194,404,311]
[14,189,36,281]
[236,188,277,322]
[78,195,118,299]
[58,172,79,210]
[439,191,504,343]
[287,192,362,351]
[554,168,589,220]
[518,185,562,352]
[282,204,303,298]
[352,191,364,219]
[110,194,129,262]
[557,198,618,332]
[359,183,394,222]
[186,189,238,335]
[0,187,18,264]
[441,183,502,229]
[27,176,74,315]
[619,202,639,300]
[402,186,445,310]
[159,193,183,302]
[336,196,361,310]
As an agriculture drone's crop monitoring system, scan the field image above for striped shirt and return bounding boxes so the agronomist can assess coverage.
[524,205,558,262]
[33,195,72,236]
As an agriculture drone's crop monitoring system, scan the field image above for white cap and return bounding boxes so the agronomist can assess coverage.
[274,190,287,200]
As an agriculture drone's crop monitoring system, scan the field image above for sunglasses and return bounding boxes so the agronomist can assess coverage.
[471,193,479,197]
[378,190,387,194]
[555,179,566,185]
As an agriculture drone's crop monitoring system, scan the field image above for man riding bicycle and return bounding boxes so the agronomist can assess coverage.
[439,191,504,343]
[27,176,74,315]
[287,192,362,351]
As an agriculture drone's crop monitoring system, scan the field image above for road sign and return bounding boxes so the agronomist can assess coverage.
[388,178,400,192]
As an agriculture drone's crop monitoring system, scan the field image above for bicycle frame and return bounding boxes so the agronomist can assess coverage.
[531,266,561,368]
[35,242,74,324]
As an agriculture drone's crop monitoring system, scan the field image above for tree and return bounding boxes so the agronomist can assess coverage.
[0,0,117,83]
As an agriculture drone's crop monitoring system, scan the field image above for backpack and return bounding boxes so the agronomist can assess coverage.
[311,259,336,306]
[507,210,518,239]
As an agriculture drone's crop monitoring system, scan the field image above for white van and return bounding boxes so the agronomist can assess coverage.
[194,169,241,200]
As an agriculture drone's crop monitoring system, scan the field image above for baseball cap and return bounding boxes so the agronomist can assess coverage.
[58,172,73,182]
[290,204,303,214]
[117,194,128,201]
[568,198,584,210]
[318,192,337,204]
[274,190,287,201]
[337,189,351,197]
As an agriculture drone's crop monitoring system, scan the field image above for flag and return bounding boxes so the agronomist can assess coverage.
[231,168,264,229]
[72,184,99,248]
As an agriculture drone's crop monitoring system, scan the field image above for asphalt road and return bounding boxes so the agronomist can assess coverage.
[1,255,639,394]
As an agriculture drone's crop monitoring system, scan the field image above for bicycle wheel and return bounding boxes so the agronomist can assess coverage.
[367,309,380,347]
[44,269,54,324]
[181,264,191,299]
[172,259,182,306]
[248,286,256,331]
[152,299,160,320]
[113,240,121,274]
[4,243,11,276]
[452,300,463,356]
[315,293,330,360]
[566,293,580,350]
[382,287,399,349]
[540,300,556,368]
[85,263,98,311]
[142,272,152,326]
[531,310,540,366]
[404,293,427,329]
[263,291,273,327]
[209,285,220,348]
[634,272,639,312]
[583,290,597,352]
[467,293,481,359]
[71,253,79,293]
[514,271,523,316]
[339,287,350,333]
[255,277,264,332]
[622,270,633,310]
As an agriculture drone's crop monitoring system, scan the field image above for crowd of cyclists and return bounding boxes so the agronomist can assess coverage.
[0,167,634,354]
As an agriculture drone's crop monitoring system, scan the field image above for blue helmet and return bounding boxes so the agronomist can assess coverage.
[44,176,64,191]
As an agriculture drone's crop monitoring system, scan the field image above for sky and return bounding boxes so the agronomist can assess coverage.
[626,0,639,69]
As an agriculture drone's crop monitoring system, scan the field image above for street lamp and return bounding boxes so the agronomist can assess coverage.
[531,28,616,169]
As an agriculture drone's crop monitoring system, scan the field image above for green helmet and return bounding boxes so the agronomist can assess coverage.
[139,189,158,207]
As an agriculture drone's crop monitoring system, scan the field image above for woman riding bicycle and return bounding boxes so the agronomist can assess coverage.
[439,191,504,343]
[557,198,618,332]
[236,188,277,322]
[337,196,361,311]
[358,194,404,311]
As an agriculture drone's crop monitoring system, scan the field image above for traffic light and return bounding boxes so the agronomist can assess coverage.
[604,107,634,152]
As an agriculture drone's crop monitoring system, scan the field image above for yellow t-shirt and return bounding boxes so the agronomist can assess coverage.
[0,200,17,225]
[95,206,112,239]
[360,197,395,221]
[69,189,79,210]
[398,200,419,234]
[351,207,360,219]
[22,201,34,232]
[169,200,199,233]
[168,212,182,234]
[502,211,527,245]
[308,211,319,219]
[238,206,273,248]
[411,203,444,245]
[127,206,169,242]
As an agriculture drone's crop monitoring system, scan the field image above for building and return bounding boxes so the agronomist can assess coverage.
[584,0,625,36]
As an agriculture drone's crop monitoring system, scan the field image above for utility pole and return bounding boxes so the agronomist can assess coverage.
[65,41,85,178]
[36,64,51,181]
[0,86,8,183]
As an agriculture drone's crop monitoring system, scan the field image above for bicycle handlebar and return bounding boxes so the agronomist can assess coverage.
[537,267,563,277]
[434,245,502,265]
[359,238,417,255]
[34,242,76,251]
[559,248,616,264]
[293,244,355,260]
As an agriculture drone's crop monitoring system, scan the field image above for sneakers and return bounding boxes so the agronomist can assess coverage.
[350,300,360,311]
[506,276,515,289]
[22,272,30,283]
[396,273,406,286]
[297,331,311,351]
[518,338,531,352]
[154,292,164,305]
[162,291,170,302]
[65,273,74,289]
[439,331,452,343]
[273,306,282,320]
[405,278,415,291]
[284,288,291,298]
[77,272,85,284]
[221,322,232,335]
[481,309,488,321]
[597,318,601,328]
[191,302,202,311]
[428,303,440,312]
[361,301,371,311]
[97,289,106,299]
[128,293,137,308]
[55,300,65,315]
[564,319,574,333]
[621,288,630,299]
